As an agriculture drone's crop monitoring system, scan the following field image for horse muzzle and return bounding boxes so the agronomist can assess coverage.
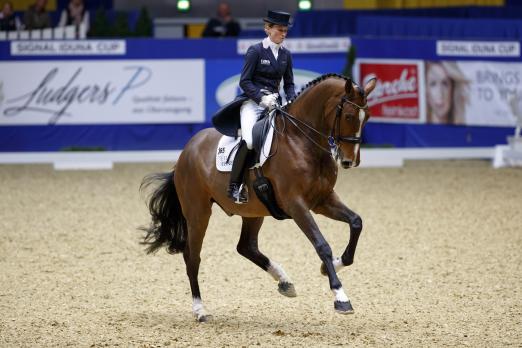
[341,159,353,169]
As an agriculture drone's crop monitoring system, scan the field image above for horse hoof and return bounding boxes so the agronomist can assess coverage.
[320,263,327,276]
[278,282,297,297]
[334,300,354,315]
[196,314,213,323]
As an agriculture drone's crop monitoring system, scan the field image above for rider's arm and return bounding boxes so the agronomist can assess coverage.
[239,46,263,104]
[283,51,296,101]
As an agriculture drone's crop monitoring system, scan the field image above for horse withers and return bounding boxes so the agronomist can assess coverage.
[140,74,377,322]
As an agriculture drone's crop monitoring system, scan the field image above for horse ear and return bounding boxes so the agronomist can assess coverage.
[364,77,377,96]
[345,78,353,96]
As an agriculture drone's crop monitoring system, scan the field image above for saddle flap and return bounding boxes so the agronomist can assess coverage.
[215,114,276,172]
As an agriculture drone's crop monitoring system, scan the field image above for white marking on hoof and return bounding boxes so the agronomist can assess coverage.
[332,287,349,303]
[192,298,210,322]
[267,261,291,283]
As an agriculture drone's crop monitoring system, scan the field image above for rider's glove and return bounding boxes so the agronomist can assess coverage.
[259,93,279,110]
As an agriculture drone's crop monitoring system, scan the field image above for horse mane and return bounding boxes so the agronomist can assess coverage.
[283,73,352,110]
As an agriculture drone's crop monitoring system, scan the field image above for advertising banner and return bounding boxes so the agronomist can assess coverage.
[424,61,519,126]
[205,57,346,117]
[354,59,426,123]
[0,59,205,125]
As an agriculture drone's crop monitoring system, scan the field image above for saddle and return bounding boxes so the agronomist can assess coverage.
[215,111,290,220]
[215,111,275,172]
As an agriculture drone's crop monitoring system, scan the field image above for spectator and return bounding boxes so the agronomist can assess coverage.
[202,1,240,37]
[0,1,22,31]
[58,0,89,30]
[24,0,51,30]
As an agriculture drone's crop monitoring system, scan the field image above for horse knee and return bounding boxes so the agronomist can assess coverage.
[350,215,363,232]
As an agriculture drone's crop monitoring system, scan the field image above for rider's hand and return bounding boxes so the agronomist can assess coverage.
[260,93,278,110]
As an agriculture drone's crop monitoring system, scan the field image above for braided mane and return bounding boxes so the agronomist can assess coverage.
[283,73,351,110]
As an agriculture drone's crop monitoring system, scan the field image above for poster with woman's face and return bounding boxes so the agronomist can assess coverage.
[425,60,521,126]
[425,62,454,124]
[356,59,520,127]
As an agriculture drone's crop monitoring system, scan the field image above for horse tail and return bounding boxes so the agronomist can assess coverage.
[140,171,187,254]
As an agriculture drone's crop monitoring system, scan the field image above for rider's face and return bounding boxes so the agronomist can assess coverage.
[266,24,288,44]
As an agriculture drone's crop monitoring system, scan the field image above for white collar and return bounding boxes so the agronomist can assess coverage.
[262,37,281,51]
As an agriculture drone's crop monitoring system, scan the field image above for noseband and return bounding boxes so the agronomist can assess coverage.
[328,96,368,157]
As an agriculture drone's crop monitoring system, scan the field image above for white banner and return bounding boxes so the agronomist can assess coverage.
[458,61,520,126]
[11,40,126,56]
[425,61,520,126]
[0,59,205,125]
[237,37,350,55]
[436,41,520,57]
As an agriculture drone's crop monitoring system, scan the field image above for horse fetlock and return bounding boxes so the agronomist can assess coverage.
[341,253,354,266]
[320,257,343,276]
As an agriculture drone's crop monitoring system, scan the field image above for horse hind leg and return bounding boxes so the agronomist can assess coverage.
[182,200,213,322]
[236,217,296,297]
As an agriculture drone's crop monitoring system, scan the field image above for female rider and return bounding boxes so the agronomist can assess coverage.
[212,10,296,203]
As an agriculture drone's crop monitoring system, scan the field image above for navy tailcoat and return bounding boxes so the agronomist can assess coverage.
[212,42,296,137]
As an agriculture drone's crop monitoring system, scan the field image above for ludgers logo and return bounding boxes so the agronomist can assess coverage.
[215,69,321,107]
[2,65,151,124]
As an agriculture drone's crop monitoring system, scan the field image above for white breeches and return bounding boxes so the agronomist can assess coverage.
[240,100,264,150]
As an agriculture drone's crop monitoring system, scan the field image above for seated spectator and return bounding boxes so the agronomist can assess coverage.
[24,0,51,30]
[58,0,89,32]
[0,1,22,31]
[202,2,240,37]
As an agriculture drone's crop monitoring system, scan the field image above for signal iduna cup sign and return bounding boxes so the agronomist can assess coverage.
[355,59,425,123]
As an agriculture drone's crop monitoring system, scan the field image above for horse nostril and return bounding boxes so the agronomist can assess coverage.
[341,160,352,168]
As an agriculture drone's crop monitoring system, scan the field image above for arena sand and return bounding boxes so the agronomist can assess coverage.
[0,160,520,347]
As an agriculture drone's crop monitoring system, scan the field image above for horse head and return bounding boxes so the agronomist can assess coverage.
[328,77,376,168]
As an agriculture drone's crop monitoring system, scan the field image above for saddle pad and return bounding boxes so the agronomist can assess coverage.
[216,116,275,172]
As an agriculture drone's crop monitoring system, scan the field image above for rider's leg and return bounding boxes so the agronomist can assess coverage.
[227,100,261,204]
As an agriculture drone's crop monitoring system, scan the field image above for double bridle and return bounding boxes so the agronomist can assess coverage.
[275,95,368,158]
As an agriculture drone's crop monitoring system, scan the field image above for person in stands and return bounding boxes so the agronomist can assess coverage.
[24,0,51,30]
[58,0,89,30]
[202,1,241,37]
[0,1,22,31]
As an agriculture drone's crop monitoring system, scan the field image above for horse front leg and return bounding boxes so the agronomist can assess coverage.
[313,191,363,276]
[288,201,354,314]
[236,217,296,297]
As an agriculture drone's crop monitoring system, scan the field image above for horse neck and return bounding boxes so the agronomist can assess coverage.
[284,79,342,148]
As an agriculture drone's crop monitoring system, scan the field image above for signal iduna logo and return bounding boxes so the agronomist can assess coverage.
[357,60,425,123]
[215,69,321,107]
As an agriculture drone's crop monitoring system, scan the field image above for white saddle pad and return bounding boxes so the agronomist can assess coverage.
[216,115,275,172]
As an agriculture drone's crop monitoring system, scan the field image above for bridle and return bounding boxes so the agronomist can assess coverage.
[275,94,368,159]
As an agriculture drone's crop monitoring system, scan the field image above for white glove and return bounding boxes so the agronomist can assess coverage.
[259,93,278,110]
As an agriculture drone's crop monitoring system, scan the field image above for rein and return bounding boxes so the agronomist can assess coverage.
[275,96,368,158]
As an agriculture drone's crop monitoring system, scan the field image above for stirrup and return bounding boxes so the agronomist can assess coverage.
[227,183,248,204]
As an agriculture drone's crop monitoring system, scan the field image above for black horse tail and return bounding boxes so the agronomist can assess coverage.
[139,171,187,254]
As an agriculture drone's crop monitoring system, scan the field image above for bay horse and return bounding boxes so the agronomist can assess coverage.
[141,74,377,322]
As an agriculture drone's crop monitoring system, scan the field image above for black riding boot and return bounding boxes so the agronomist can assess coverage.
[227,140,249,204]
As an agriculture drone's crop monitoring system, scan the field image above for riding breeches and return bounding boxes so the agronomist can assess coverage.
[240,100,264,150]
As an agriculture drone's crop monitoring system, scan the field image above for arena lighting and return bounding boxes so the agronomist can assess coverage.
[298,0,312,11]
[177,0,191,12]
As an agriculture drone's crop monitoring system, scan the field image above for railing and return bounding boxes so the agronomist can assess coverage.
[0,24,87,40]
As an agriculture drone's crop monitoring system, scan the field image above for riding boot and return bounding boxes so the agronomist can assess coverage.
[227,140,249,204]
